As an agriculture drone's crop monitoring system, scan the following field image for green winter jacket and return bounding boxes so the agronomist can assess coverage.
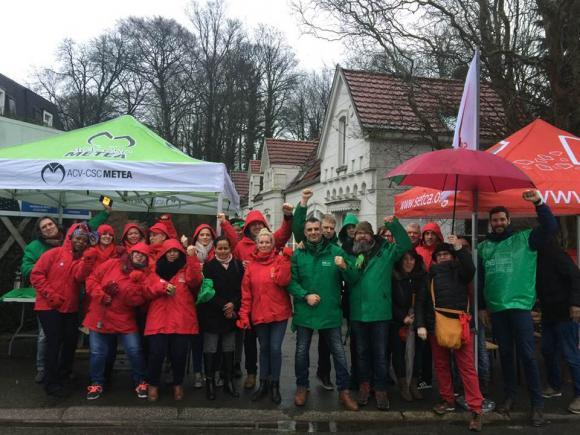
[21,210,110,279]
[479,229,537,313]
[288,239,358,330]
[348,218,412,322]
[292,203,308,244]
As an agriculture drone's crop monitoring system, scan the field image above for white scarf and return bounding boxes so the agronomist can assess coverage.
[195,240,212,263]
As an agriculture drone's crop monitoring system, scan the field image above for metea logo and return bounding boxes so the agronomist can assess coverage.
[41,162,66,185]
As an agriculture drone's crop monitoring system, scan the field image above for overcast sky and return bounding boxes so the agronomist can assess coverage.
[1,0,344,86]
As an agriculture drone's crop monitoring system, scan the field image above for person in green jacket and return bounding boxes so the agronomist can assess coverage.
[21,204,111,383]
[288,217,359,411]
[349,216,412,410]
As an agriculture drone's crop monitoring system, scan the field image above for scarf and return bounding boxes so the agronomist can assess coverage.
[216,254,233,270]
[42,232,64,247]
[156,253,186,281]
[195,240,213,263]
[96,243,116,263]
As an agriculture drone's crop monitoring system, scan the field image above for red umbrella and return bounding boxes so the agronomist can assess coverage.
[386,148,536,231]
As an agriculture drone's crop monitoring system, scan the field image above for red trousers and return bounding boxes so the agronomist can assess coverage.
[430,333,483,412]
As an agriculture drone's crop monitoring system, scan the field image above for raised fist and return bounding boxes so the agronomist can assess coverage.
[282,203,294,216]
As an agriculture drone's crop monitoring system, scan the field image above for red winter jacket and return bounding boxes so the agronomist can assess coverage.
[83,250,154,334]
[415,222,444,271]
[238,249,292,327]
[144,239,203,335]
[191,221,239,263]
[31,224,94,313]
[233,210,293,262]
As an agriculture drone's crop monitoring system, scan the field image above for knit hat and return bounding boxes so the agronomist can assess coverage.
[431,243,456,262]
[354,221,374,236]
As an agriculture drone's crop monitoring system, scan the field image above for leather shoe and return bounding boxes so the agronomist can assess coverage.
[294,386,309,406]
[339,390,359,411]
[173,385,184,401]
[147,385,159,402]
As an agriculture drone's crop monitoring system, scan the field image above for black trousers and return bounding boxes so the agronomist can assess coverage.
[243,329,258,375]
[148,334,191,386]
[37,310,78,392]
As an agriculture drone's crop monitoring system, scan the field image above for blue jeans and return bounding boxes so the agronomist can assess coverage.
[295,326,350,391]
[477,323,491,382]
[351,320,389,390]
[89,331,146,386]
[491,309,544,407]
[541,320,580,397]
[254,320,287,382]
[36,316,47,372]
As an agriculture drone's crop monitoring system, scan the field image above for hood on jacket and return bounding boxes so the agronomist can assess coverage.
[128,242,150,256]
[149,223,170,238]
[122,223,145,243]
[421,222,443,245]
[338,214,359,244]
[192,224,217,244]
[97,224,115,238]
[242,210,271,237]
[157,238,187,259]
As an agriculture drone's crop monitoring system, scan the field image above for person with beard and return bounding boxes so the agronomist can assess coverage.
[233,205,294,390]
[237,228,293,404]
[349,217,412,410]
[30,223,96,397]
[415,222,444,271]
[478,189,558,427]
[406,223,422,249]
[288,218,359,411]
[415,236,483,432]
[21,209,110,384]
[390,250,427,402]
[145,239,203,401]
[120,223,146,250]
[199,236,244,400]
[83,243,153,401]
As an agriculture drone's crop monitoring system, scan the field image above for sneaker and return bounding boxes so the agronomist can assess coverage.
[568,396,580,414]
[135,382,148,399]
[244,373,256,390]
[215,372,224,387]
[193,372,204,389]
[375,390,390,410]
[417,380,432,390]
[86,384,103,400]
[433,400,455,415]
[542,386,562,398]
[317,373,335,391]
[357,382,371,406]
[35,370,45,384]
[469,412,482,432]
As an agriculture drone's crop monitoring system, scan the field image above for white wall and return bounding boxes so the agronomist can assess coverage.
[0,116,61,147]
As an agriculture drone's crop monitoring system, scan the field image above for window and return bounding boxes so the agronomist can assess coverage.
[0,88,5,116]
[324,169,328,181]
[6,96,16,116]
[339,187,343,198]
[43,110,53,127]
[338,116,346,165]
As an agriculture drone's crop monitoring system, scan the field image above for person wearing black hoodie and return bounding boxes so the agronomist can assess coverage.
[390,249,427,402]
[536,236,580,414]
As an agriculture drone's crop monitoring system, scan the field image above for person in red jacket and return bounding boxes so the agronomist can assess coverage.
[415,222,444,271]
[156,214,178,240]
[83,243,153,400]
[233,206,294,390]
[185,214,239,264]
[31,223,96,397]
[121,223,146,250]
[145,239,203,401]
[148,223,170,261]
[237,228,292,404]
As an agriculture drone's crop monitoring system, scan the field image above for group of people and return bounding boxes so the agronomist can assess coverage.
[19,188,579,432]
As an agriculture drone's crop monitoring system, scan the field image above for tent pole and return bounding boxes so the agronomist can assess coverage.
[577,215,579,266]
[216,193,223,236]
[57,192,64,225]
[472,190,479,373]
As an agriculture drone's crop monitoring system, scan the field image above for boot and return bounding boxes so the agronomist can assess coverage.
[410,377,423,400]
[147,385,159,402]
[173,384,184,401]
[339,390,359,411]
[270,381,281,404]
[203,352,217,400]
[398,378,413,402]
[222,352,239,398]
[252,379,270,401]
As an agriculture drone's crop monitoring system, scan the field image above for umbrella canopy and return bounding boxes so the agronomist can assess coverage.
[386,148,535,192]
[0,115,239,214]
[394,119,579,218]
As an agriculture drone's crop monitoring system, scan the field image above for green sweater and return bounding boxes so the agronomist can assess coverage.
[288,240,358,330]
[20,210,109,279]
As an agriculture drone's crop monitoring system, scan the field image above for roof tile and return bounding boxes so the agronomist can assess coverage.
[265,138,318,166]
